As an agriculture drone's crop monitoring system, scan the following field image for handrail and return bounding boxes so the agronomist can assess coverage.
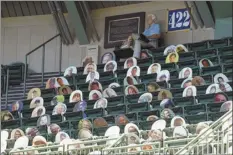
[23,34,62,97]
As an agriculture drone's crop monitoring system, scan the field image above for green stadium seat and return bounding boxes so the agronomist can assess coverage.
[64,111,83,121]
[145,80,168,90]
[217,46,233,56]
[209,38,229,48]
[195,94,215,104]
[117,61,125,70]
[154,55,167,64]
[169,78,187,88]
[170,88,185,97]
[201,74,213,85]
[178,51,196,62]
[106,105,126,115]
[41,88,56,98]
[140,73,157,84]
[1,119,20,129]
[111,85,124,96]
[129,83,146,93]
[70,130,78,139]
[171,106,184,117]
[196,48,218,59]
[173,96,195,107]
[206,102,224,113]
[21,108,35,119]
[126,93,143,104]
[150,47,166,57]
[201,65,222,75]
[21,99,32,110]
[101,79,117,89]
[161,63,178,71]
[10,111,20,120]
[84,108,104,118]
[225,91,233,100]
[86,100,96,110]
[57,121,69,131]
[138,110,160,121]
[177,60,198,70]
[222,64,232,73]
[139,66,150,76]
[189,40,208,51]
[127,102,149,113]
[224,72,232,81]
[93,126,108,136]
[184,104,206,115]
[97,64,105,73]
[208,112,225,121]
[101,115,115,126]
[77,67,84,75]
[196,85,209,95]
[99,71,115,81]
[38,125,48,135]
[219,55,233,65]
[137,57,153,67]
[107,95,124,106]
[22,117,38,127]
[125,113,138,123]
[77,83,89,92]
[116,69,128,83]
[50,115,63,124]
[185,113,208,124]
[170,70,179,80]
[150,100,162,111]
[138,121,154,130]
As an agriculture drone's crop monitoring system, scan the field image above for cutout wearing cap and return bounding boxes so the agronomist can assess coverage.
[165,52,179,64]
[46,77,56,89]
[83,63,97,75]
[51,95,65,106]
[147,82,160,93]
[147,63,161,74]
[125,85,139,96]
[214,73,229,84]
[164,45,176,56]
[55,131,70,143]
[124,57,137,69]
[94,98,108,109]
[64,66,77,77]
[171,116,186,128]
[182,85,197,97]
[181,78,193,88]
[138,93,153,103]
[58,85,73,95]
[1,111,14,121]
[29,97,44,109]
[151,120,166,131]
[206,84,222,94]
[175,44,188,53]
[158,89,173,100]
[199,58,213,68]
[13,136,29,149]
[10,128,25,140]
[78,129,93,139]
[93,117,108,128]
[31,106,46,118]
[191,76,206,86]
[8,101,23,112]
[101,52,115,64]
[88,81,103,91]
[69,90,83,103]
[156,70,170,82]
[73,101,87,112]
[104,60,117,72]
[124,76,138,86]
[173,126,189,137]
[32,135,47,146]
[103,88,117,98]
[89,90,102,100]
[86,71,100,83]
[108,82,120,88]
[55,77,70,88]
[220,101,232,112]
[47,123,61,135]
[160,108,175,120]
[179,67,192,79]
[115,114,130,126]
[27,88,41,100]
[160,99,174,109]
[52,103,67,115]
[37,114,51,126]
[127,66,140,77]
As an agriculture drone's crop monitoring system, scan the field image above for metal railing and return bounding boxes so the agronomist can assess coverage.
[23,34,62,97]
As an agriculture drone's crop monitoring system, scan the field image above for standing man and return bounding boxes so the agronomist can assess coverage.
[121,14,161,58]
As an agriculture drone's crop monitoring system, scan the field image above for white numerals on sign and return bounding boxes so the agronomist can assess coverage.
[169,10,190,29]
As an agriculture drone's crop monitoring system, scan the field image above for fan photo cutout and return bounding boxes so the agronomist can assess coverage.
[104,60,117,72]
[214,73,229,84]
[147,63,161,74]
[51,95,65,106]
[108,82,120,89]
[124,57,137,69]
[158,89,173,100]
[219,82,232,92]
[101,52,115,64]
[165,52,179,64]
[86,71,100,83]
[31,106,46,118]
[181,78,193,88]
[64,66,77,77]
[140,50,152,59]
[182,85,197,97]
[8,101,23,112]
[37,114,51,127]
[124,76,138,86]
[82,56,94,67]
[73,100,87,112]
[30,97,44,109]
[147,82,160,93]
[46,77,56,89]
[127,66,140,77]
[163,45,176,56]
[52,103,67,115]
[175,44,188,53]
[27,88,41,100]
[125,85,139,96]
[94,98,108,109]
[191,76,206,86]
[138,93,153,103]
[102,88,117,98]
[89,90,102,100]
[156,70,170,82]
[83,63,97,75]
[206,84,222,94]
[54,77,69,88]
[179,67,193,79]
[88,81,103,91]
[69,90,83,103]
[199,58,213,68]
[58,86,73,95]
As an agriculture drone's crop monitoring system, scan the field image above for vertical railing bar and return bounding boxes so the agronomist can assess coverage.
[5,68,9,107]
[42,45,45,87]
[23,56,27,97]
[59,36,62,75]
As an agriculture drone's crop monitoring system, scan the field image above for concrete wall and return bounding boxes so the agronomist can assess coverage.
[215,17,232,39]
[1,1,215,73]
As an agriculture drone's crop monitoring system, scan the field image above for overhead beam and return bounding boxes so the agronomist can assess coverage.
[64,1,89,45]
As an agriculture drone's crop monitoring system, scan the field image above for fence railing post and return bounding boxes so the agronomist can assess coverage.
[42,45,45,87]
[23,56,27,97]
[59,36,62,75]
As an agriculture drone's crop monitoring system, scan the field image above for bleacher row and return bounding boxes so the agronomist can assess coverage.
[1,37,232,155]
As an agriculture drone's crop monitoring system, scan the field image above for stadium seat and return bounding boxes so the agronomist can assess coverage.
[189,40,208,51]
[196,85,209,95]
[179,52,196,62]
[217,46,233,56]
[1,119,21,129]
[177,60,198,70]
[137,57,153,67]
[219,55,233,65]
[140,73,157,84]
[171,106,184,117]
[209,38,229,48]
[173,96,195,107]
[84,108,104,118]
[195,48,218,59]
[201,65,222,75]
[208,111,225,121]
[195,94,215,104]
[106,105,126,115]
[126,93,143,104]
[222,64,232,73]
[185,113,208,124]
[170,88,185,97]
[206,102,224,113]
[138,110,160,121]
[108,96,125,106]
[161,63,178,71]
[150,47,166,57]
[127,102,149,113]
[184,104,206,116]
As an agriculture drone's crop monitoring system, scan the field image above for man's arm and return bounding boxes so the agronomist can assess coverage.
[147,34,161,39]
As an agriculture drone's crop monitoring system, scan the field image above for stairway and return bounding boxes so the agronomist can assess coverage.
[1,72,62,108]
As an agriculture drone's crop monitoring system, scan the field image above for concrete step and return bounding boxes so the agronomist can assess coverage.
[28,72,62,77]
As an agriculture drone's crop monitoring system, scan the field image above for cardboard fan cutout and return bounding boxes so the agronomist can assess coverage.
[192,76,206,86]
[126,133,140,145]
[157,70,170,82]
[55,131,70,143]
[140,50,152,59]
[32,135,47,146]
[51,95,65,106]
[73,101,87,113]
[30,97,44,109]
[158,89,173,100]
[27,88,41,100]
[64,66,77,77]
[52,103,67,115]
[25,127,40,137]
[214,73,229,84]
[94,98,108,109]
[124,76,138,86]
[165,52,179,64]
[101,52,115,64]
[127,66,140,77]
[181,78,193,88]
[12,136,29,150]
[179,67,193,79]
[182,85,197,97]
[164,45,176,56]
[175,44,188,53]
[31,106,46,118]
[58,85,73,95]
[1,111,14,121]
[173,126,189,137]
[103,88,117,98]
[69,90,83,103]
[205,84,221,94]
[1,130,9,141]
[199,58,214,68]
[83,63,97,75]
[151,120,166,130]
[47,123,61,135]
[147,63,161,74]
[88,81,103,91]
[148,129,165,142]
[127,144,141,154]
[108,82,120,88]
[78,119,92,130]
[146,115,159,122]
[160,108,175,120]
[89,90,102,100]
[124,57,137,69]
[86,71,100,83]
[104,60,117,72]
[196,122,209,134]
[220,101,232,112]
[171,116,186,128]
[147,82,160,93]
[37,114,51,126]
[115,114,129,126]
[93,117,108,128]
[105,126,120,146]
[214,92,228,103]
[10,128,25,140]
[54,77,70,88]
[138,93,153,103]
[125,85,139,96]
[82,56,94,67]
[219,82,232,92]
[124,123,140,136]
[160,99,174,109]
[8,101,23,112]
[78,129,93,139]
[46,77,56,89]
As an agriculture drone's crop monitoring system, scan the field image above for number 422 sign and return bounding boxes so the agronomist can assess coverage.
[167,8,191,32]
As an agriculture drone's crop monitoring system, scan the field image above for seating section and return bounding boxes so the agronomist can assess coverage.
[1,37,232,154]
